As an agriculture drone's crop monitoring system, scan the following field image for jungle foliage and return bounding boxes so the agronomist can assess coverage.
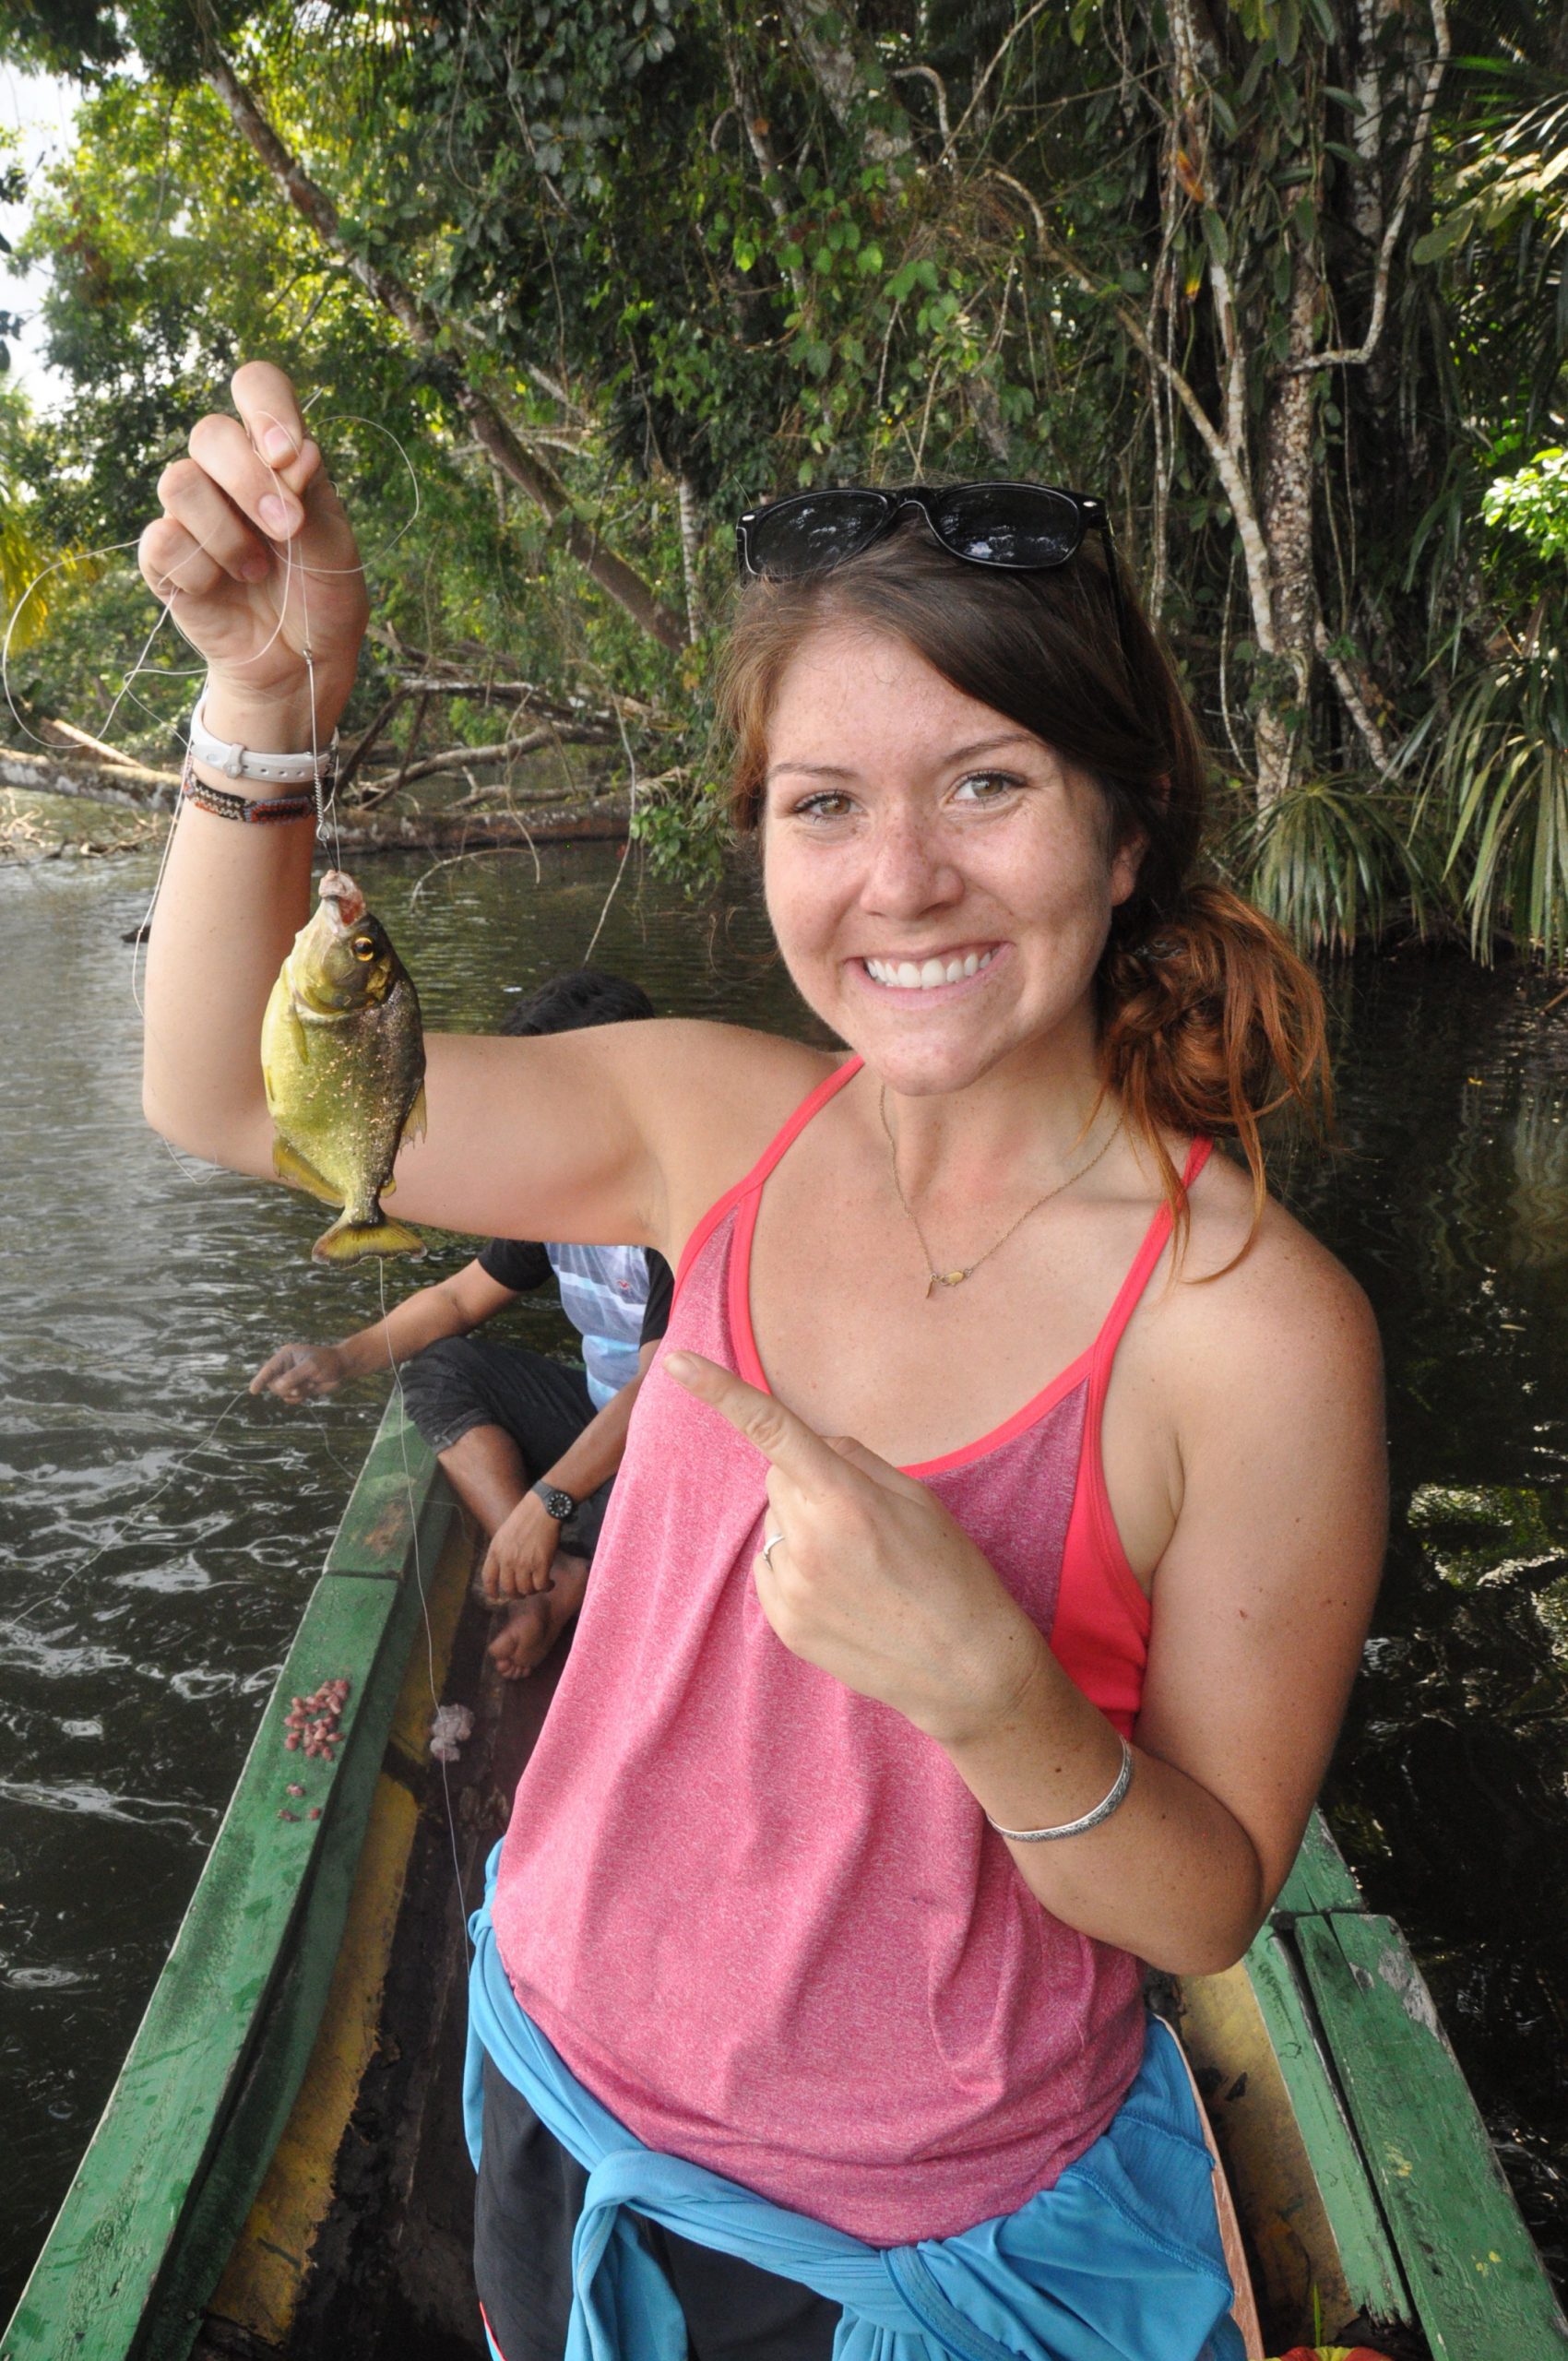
[2,0,1566,954]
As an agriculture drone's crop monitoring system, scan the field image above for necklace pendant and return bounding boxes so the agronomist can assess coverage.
[934,1268,968,1289]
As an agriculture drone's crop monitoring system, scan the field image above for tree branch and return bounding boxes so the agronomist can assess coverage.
[719,30,807,301]
[940,0,1053,169]
[364,723,612,792]
[1314,617,1394,774]
[200,46,687,653]
[988,172,1278,655]
[1282,0,1450,373]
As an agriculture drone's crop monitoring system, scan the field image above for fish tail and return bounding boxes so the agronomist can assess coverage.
[311,1210,427,1264]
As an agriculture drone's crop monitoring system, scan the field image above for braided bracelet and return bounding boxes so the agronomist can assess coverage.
[179,746,333,825]
[984,1737,1134,1843]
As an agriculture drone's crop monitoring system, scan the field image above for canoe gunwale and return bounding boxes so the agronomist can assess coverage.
[0,1395,456,2361]
[1179,1813,1568,2361]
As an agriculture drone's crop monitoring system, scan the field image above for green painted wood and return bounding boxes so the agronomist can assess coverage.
[1242,1918,1409,2325]
[136,1542,448,2361]
[1294,1910,1568,2361]
[324,1393,453,1579]
[2,1396,457,2361]
[2,1575,396,2359]
[1274,1808,1363,1919]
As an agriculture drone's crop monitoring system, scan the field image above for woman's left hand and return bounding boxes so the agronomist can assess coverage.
[664,1350,1046,1749]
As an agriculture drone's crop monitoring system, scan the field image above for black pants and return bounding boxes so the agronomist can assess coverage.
[473,2055,842,2361]
[398,1337,613,1560]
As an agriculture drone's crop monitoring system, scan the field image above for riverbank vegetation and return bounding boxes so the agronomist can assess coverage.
[1,0,1565,955]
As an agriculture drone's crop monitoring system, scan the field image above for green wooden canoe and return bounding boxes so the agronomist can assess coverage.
[4,1399,1564,2359]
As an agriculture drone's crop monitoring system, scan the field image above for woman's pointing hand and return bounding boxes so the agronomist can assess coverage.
[664,1349,1047,1749]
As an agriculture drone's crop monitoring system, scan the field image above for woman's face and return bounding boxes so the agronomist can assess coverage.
[761,625,1143,1098]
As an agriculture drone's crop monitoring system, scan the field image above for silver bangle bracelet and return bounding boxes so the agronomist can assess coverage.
[984,1736,1134,1843]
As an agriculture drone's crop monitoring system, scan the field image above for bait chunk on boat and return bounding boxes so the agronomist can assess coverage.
[261,872,428,1264]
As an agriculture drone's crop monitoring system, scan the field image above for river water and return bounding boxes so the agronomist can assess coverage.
[2,843,1564,2313]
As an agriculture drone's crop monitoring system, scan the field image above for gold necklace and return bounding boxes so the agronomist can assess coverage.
[878,1086,1121,1299]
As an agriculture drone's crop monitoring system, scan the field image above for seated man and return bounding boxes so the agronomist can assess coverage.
[251,968,669,1679]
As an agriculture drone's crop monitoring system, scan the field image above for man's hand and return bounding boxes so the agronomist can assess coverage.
[482,1490,564,1602]
[663,1350,1044,1750]
[251,1341,351,1402]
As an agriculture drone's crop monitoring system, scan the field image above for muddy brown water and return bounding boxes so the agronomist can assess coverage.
[1,843,1564,2312]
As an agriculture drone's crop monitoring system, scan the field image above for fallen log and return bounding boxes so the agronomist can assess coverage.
[330,795,631,856]
[0,745,179,804]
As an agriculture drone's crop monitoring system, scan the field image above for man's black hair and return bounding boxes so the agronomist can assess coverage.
[499,968,656,1037]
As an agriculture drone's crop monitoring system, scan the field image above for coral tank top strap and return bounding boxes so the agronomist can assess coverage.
[672,1055,864,1299]
[1051,1133,1216,1726]
[1086,1134,1214,1413]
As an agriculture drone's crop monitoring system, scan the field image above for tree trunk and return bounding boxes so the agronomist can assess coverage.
[677,476,705,641]
[1254,237,1323,804]
[777,0,910,161]
[201,48,687,656]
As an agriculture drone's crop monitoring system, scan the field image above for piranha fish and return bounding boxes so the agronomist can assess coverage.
[261,871,428,1264]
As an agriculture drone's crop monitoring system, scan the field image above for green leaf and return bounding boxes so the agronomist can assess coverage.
[1274,0,1301,65]
[1202,208,1231,267]
[1240,39,1277,103]
[1412,210,1472,265]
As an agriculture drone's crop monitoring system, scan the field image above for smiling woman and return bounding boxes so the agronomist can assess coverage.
[137,362,1386,2361]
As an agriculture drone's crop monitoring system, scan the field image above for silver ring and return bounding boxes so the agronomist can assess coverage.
[760,1530,786,1569]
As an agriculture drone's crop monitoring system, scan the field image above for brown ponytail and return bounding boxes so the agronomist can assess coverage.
[717,512,1330,1259]
[1099,883,1330,1259]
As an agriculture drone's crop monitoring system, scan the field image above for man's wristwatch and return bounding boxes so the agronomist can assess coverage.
[531,1480,576,1524]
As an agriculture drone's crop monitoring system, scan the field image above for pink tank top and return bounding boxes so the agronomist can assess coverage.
[493,1059,1212,2244]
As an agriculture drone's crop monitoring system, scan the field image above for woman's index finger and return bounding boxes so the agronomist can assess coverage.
[664,1350,841,1485]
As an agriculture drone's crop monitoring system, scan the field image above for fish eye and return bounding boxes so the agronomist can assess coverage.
[350,936,377,962]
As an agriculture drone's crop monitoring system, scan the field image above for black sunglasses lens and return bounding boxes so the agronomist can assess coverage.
[745,492,892,577]
[930,485,1084,568]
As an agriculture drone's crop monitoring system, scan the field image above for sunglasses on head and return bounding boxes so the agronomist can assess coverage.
[734,480,1128,647]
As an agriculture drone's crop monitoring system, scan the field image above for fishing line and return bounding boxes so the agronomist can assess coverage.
[376,1257,472,1959]
[580,688,640,964]
[9,1384,253,1634]
[123,403,424,1011]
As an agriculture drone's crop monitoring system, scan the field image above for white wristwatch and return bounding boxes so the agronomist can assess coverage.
[187,694,339,783]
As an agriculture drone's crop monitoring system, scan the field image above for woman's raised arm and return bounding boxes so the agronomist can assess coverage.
[137,362,807,1254]
[139,362,366,1174]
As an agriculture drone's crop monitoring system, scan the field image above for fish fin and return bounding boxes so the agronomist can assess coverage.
[273,1138,341,1206]
[311,1212,427,1265]
[405,1082,429,1146]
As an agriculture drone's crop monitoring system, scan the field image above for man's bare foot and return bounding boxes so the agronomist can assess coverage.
[488,1553,589,1681]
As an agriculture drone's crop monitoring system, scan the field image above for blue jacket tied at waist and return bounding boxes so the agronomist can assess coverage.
[466,1849,1243,2361]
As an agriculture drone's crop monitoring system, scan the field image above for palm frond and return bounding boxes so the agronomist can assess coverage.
[1418,642,1568,967]
[1218,778,1450,957]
